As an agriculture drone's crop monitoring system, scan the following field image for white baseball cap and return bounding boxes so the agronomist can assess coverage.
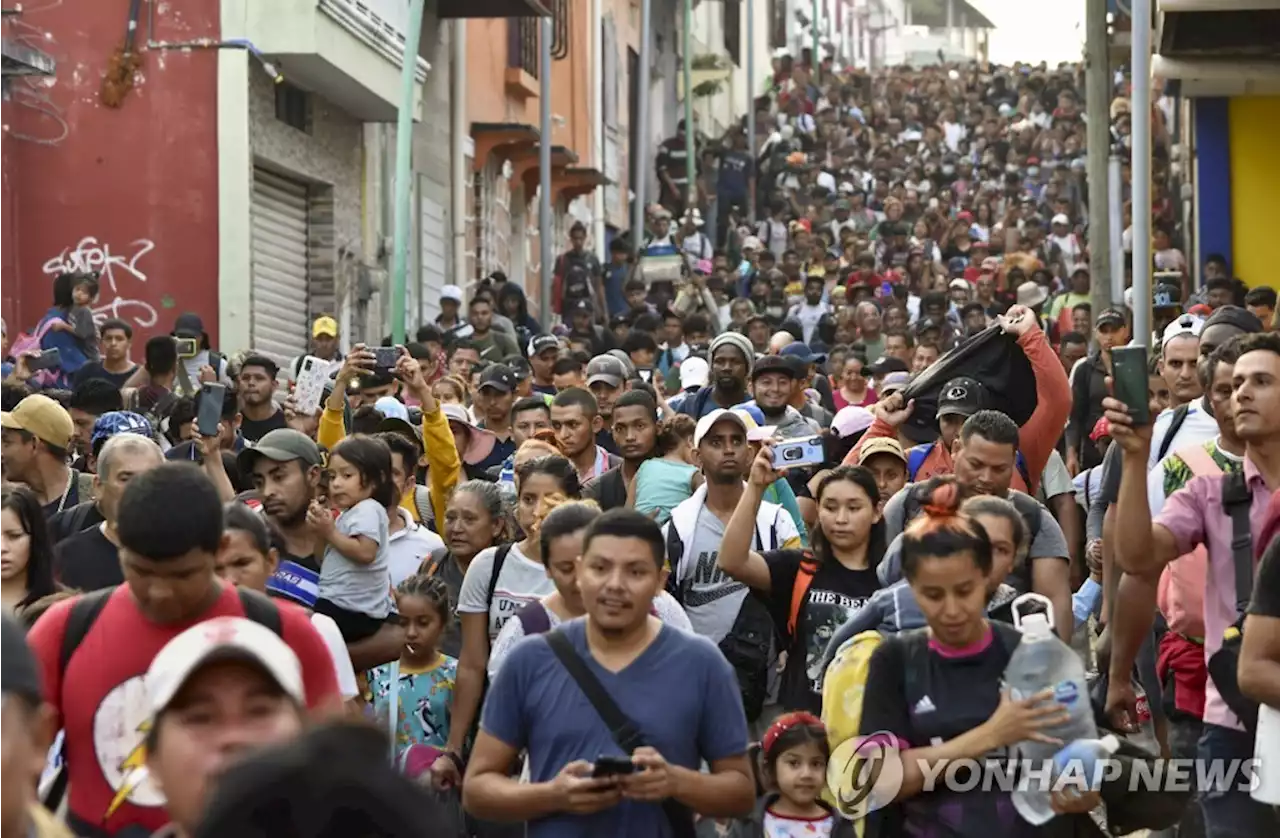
[1162,314,1205,345]
[1051,213,1071,226]
[679,356,710,390]
[693,408,775,447]
[145,617,304,718]
[441,285,464,303]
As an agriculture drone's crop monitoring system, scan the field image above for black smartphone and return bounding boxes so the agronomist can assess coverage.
[27,349,61,371]
[591,756,636,778]
[197,383,226,437]
[373,346,399,370]
[1110,345,1151,427]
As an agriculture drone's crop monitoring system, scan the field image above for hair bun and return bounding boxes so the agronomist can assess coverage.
[921,481,961,518]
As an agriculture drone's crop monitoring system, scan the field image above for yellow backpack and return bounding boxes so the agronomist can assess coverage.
[821,629,886,828]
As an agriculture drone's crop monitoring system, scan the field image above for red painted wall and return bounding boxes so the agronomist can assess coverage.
[2,0,221,349]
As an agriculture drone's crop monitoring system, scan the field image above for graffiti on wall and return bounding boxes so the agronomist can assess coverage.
[42,236,159,328]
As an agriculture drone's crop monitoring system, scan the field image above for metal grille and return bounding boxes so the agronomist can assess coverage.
[507,17,539,78]
[250,169,311,369]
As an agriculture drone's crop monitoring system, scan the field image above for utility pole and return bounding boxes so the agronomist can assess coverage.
[812,0,820,79]
[682,0,695,215]
[1131,0,1152,346]
[1085,0,1113,319]
[632,0,652,257]
[539,15,553,329]
[746,0,756,224]
[390,0,427,345]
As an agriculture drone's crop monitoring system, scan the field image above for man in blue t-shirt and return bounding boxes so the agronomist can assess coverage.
[464,509,754,836]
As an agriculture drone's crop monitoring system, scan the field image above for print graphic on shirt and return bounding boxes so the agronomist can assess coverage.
[914,695,937,715]
[679,550,747,607]
[803,590,869,687]
[370,662,456,753]
[93,676,165,816]
[490,590,544,635]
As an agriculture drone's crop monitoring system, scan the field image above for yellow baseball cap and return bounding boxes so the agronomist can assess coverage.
[0,395,75,450]
[312,316,338,338]
[858,437,907,466]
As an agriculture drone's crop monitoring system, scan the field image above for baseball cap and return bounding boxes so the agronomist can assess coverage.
[237,428,323,475]
[1051,213,1070,225]
[1162,314,1205,345]
[145,617,304,719]
[312,316,339,338]
[779,342,827,367]
[528,334,560,358]
[441,285,464,304]
[832,406,875,438]
[90,411,154,453]
[858,437,907,466]
[569,298,594,314]
[478,364,517,394]
[1152,283,1182,309]
[751,354,799,381]
[949,277,970,291]
[1202,305,1263,334]
[867,355,910,378]
[879,371,911,396]
[679,356,709,390]
[586,355,627,388]
[0,394,75,450]
[742,236,764,252]
[1096,308,1128,329]
[173,312,205,338]
[693,408,774,447]
[937,376,986,419]
[2,613,41,705]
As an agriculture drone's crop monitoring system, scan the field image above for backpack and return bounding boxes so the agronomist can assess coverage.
[821,629,885,820]
[423,544,512,620]
[665,511,781,721]
[127,387,180,443]
[41,586,282,811]
[787,552,821,640]
[905,442,1032,492]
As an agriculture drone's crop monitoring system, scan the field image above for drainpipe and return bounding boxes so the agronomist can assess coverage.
[390,0,428,345]
[451,20,467,287]
[746,0,756,224]
[632,0,652,256]
[592,0,607,262]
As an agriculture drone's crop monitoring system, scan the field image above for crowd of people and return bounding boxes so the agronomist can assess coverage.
[3,53,1280,838]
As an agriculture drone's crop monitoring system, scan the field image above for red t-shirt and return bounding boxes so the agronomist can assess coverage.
[28,583,341,835]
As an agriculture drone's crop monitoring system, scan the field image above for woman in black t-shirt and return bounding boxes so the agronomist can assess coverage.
[720,453,886,713]
[857,478,1098,837]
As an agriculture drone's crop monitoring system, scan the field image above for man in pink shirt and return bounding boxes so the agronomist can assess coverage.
[1106,331,1280,838]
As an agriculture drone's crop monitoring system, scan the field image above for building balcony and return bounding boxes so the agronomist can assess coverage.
[241,0,434,121]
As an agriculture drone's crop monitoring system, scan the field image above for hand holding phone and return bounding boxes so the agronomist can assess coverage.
[27,349,62,372]
[373,346,401,370]
[771,436,825,470]
[197,383,226,437]
[1109,346,1151,427]
[591,756,636,779]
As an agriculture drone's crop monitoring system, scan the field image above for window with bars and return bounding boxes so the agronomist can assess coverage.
[507,17,540,79]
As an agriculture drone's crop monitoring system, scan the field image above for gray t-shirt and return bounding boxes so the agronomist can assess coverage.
[456,542,555,642]
[663,502,800,645]
[877,485,1071,588]
[318,498,392,618]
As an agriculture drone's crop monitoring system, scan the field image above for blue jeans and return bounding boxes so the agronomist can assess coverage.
[1197,723,1279,838]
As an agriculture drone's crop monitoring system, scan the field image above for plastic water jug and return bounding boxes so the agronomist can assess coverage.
[1003,594,1100,823]
[1013,735,1122,825]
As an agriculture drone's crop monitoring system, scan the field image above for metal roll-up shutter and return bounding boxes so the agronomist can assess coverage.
[250,169,310,368]
[418,175,447,324]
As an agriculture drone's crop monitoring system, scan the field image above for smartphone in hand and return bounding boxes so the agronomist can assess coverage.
[197,383,226,437]
[27,349,62,371]
[1110,346,1151,427]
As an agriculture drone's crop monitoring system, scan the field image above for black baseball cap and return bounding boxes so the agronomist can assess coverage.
[867,355,910,377]
[569,298,594,314]
[2,613,41,704]
[506,358,532,381]
[937,376,986,420]
[1096,308,1128,329]
[750,355,799,381]
[478,364,517,394]
[173,312,205,339]
[527,334,560,357]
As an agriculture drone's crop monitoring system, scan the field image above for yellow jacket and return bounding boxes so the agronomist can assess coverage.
[317,403,461,528]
